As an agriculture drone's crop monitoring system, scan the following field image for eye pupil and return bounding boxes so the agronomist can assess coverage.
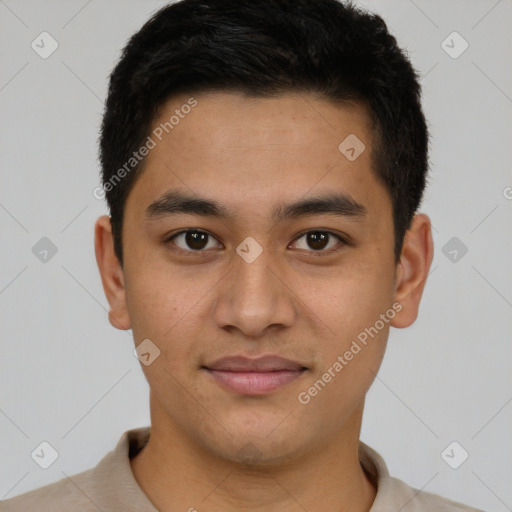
[186,231,208,250]
[307,232,329,250]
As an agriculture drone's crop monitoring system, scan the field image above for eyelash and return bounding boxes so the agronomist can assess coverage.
[164,229,347,256]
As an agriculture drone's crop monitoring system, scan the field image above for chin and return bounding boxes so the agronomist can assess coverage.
[199,425,313,468]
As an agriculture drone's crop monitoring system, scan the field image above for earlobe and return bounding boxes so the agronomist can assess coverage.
[94,215,131,331]
[391,213,434,329]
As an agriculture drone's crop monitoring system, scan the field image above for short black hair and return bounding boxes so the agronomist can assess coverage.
[99,0,430,267]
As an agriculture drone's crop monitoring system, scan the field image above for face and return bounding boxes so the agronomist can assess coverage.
[97,91,427,465]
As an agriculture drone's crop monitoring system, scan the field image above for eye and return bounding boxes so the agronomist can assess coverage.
[166,230,222,252]
[165,229,346,255]
[291,230,345,252]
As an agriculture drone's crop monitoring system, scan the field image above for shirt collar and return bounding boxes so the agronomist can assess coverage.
[89,426,157,511]
[90,427,416,511]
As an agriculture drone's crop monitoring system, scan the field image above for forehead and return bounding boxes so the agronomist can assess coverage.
[125,91,389,222]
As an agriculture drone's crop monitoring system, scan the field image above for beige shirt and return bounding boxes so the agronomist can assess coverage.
[1,426,484,511]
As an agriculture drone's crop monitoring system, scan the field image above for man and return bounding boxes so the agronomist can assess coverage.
[1,0,484,510]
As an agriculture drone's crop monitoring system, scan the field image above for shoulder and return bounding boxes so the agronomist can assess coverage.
[387,475,486,512]
[0,467,99,512]
[358,441,486,512]
[1,427,153,512]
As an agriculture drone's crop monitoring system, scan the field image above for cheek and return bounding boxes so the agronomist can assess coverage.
[300,254,394,385]
[124,246,213,341]
[296,299,391,429]
[307,257,394,333]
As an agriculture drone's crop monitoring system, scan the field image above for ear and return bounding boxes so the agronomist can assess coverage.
[94,215,131,330]
[391,213,434,328]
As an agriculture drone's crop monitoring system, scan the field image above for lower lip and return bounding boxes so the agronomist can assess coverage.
[205,369,306,395]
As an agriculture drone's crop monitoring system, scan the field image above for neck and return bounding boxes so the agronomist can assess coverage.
[130,393,376,512]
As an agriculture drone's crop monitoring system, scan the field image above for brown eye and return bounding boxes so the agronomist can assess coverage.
[169,230,222,252]
[292,231,344,252]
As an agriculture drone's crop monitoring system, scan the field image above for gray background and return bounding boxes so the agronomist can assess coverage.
[1,1,511,510]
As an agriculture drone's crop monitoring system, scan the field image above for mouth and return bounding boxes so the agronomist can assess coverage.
[202,355,308,396]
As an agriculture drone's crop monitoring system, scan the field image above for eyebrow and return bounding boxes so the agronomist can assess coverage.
[145,190,367,223]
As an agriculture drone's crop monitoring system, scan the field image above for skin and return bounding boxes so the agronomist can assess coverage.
[95,91,433,512]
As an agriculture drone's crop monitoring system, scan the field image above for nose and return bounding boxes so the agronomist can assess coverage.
[212,241,297,339]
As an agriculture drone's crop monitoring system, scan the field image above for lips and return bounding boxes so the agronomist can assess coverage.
[204,355,306,372]
[202,355,307,395]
